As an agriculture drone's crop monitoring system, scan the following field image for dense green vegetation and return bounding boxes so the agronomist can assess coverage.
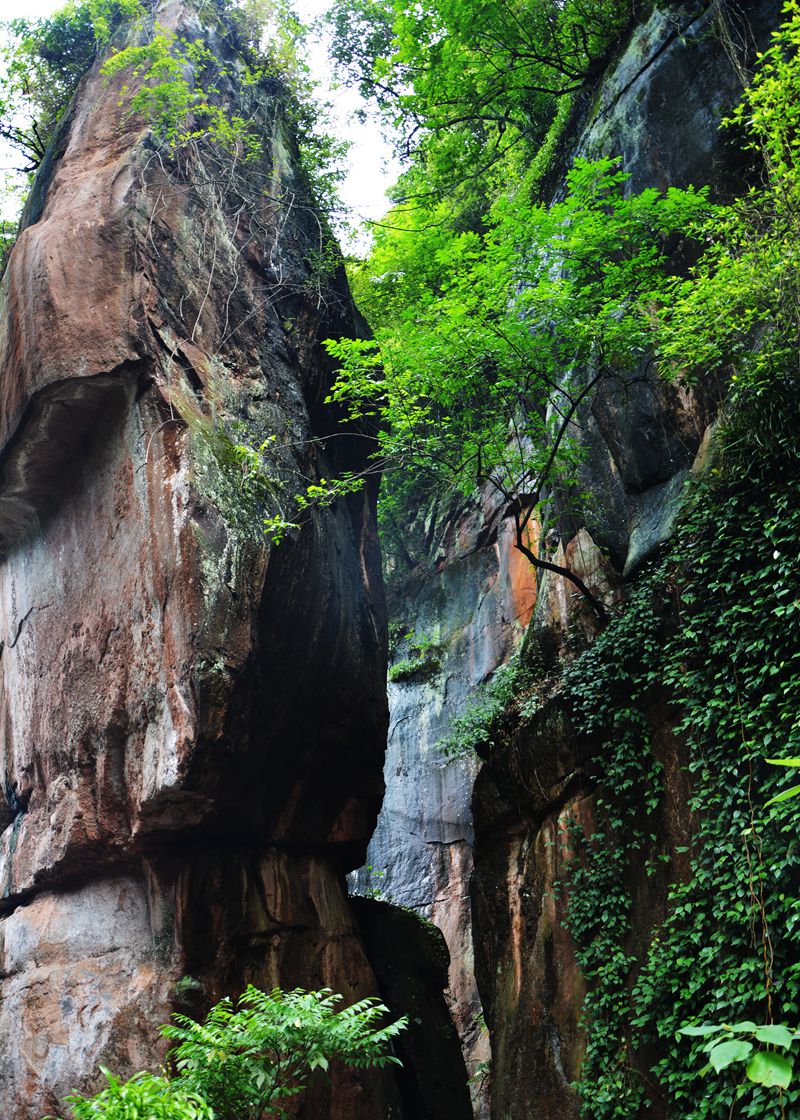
[3,0,800,1115]
[327,158,709,608]
[52,986,406,1120]
[323,0,652,591]
[327,0,634,203]
[554,391,800,1118]
[328,1,800,1116]
[0,0,141,168]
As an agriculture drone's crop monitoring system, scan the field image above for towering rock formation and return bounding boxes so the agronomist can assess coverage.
[355,3,785,1118]
[1,2,791,1118]
[0,3,408,1115]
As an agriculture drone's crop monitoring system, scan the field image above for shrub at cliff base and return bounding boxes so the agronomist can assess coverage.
[48,985,407,1120]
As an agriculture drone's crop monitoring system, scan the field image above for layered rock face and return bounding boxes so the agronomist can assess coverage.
[360,3,783,1118]
[351,500,537,1117]
[0,4,400,1115]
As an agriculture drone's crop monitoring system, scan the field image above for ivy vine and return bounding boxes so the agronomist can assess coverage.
[554,394,800,1118]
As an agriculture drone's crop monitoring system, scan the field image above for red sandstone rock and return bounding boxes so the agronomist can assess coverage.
[0,3,390,1115]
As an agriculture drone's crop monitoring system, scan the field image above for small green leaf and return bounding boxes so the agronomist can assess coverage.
[745,1050,793,1088]
[708,1039,753,1072]
[678,1024,723,1037]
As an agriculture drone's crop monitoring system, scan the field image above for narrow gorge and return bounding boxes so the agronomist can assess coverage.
[0,1,798,1118]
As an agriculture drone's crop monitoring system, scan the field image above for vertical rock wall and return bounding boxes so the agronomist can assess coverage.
[0,3,400,1115]
[351,500,537,1117]
[363,3,784,1118]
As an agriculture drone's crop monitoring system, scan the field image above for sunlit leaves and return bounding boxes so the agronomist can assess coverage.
[327,0,633,198]
[747,1050,794,1089]
[61,1068,214,1120]
[327,156,710,588]
[162,985,407,1120]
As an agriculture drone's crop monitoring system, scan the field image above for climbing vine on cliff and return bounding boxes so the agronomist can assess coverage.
[553,387,800,1118]
[543,9,800,1110]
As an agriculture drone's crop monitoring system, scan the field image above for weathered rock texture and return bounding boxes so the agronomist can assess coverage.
[0,3,413,1115]
[353,897,473,1120]
[350,500,538,1118]
[361,3,784,1118]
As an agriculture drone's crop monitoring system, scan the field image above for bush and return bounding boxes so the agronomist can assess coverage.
[163,985,407,1120]
[49,986,406,1120]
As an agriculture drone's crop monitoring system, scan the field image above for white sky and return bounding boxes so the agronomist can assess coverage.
[0,0,400,250]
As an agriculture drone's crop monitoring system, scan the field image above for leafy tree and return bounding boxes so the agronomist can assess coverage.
[326,158,711,615]
[327,0,635,200]
[162,985,407,1120]
[0,0,143,169]
[0,0,347,218]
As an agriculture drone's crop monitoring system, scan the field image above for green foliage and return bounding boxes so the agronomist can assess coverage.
[387,631,442,683]
[727,0,800,197]
[387,656,437,683]
[59,1068,213,1120]
[162,985,407,1120]
[543,399,800,1118]
[436,650,531,759]
[764,758,800,807]
[553,573,667,1116]
[0,0,348,229]
[328,158,710,585]
[188,417,296,543]
[657,3,800,419]
[359,863,387,900]
[327,0,634,201]
[101,28,263,157]
[187,413,370,548]
[49,986,406,1120]
[677,1021,800,1090]
[0,0,143,166]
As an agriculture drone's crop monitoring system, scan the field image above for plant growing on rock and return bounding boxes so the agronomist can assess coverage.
[387,631,442,683]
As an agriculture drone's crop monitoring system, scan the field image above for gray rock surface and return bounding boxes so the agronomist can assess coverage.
[362,4,785,1118]
[350,507,538,1118]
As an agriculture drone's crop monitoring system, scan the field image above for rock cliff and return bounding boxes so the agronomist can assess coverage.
[356,2,785,1118]
[1,2,793,1117]
[0,3,403,1115]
